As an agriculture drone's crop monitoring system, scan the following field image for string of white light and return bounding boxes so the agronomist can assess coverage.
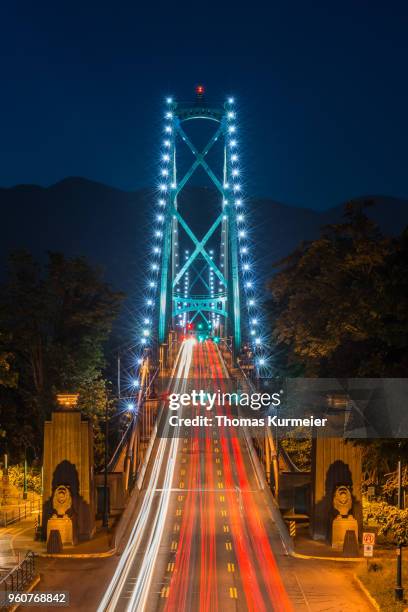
[138,97,175,355]
[226,97,267,371]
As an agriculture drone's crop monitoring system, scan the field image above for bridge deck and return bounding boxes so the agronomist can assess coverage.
[99,339,293,611]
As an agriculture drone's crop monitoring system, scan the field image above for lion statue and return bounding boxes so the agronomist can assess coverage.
[52,485,72,517]
[333,485,352,517]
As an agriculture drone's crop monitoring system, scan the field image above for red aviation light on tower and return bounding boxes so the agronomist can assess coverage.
[195,84,205,98]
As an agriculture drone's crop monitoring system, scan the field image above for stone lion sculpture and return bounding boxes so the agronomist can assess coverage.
[52,485,72,517]
[333,485,352,517]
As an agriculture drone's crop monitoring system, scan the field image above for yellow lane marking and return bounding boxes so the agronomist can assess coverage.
[218,482,224,489]
[217,470,222,476]
[180,469,186,476]
[219,495,225,502]
[223,525,230,533]
[176,508,182,516]
[227,563,235,573]
[177,495,184,502]
[179,481,185,488]
[229,587,238,599]
[173,523,180,532]
[161,586,170,598]
[225,542,232,551]
[214,448,219,453]
[221,509,227,517]
[171,541,178,551]
[215,458,220,464]
[167,562,175,572]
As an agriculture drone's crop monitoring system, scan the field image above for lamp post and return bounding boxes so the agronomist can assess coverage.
[23,456,28,500]
[101,398,137,529]
[395,451,404,601]
[102,401,109,529]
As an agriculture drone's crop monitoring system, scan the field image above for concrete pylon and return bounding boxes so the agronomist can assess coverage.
[310,436,362,542]
[42,394,95,544]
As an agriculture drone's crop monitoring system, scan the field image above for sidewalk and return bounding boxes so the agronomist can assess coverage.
[0,493,42,528]
[0,514,40,570]
[0,514,116,561]
[291,523,361,561]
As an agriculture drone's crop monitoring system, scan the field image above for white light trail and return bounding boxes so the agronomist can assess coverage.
[98,339,195,612]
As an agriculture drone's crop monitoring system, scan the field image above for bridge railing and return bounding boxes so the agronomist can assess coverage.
[0,552,37,611]
[218,338,255,388]
[217,339,285,491]
[0,499,42,528]
[108,363,160,473]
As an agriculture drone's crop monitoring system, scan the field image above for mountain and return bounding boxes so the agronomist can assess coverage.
[1,178,407,296]
[252,194,408,281]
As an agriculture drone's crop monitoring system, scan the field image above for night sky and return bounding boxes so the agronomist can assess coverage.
[1,1,408,209]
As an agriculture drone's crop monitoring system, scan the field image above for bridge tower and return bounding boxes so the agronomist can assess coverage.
[138,87,267,369]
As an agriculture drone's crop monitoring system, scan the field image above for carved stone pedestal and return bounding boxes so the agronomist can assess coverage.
[42,401,95,544]
[47,516,73,545]
[332,515,358,550]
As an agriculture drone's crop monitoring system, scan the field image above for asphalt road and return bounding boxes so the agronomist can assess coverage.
[34,339,374,612]
[98,339,292,611]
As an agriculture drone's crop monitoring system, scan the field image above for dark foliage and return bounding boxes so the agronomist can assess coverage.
[0,251,124,463]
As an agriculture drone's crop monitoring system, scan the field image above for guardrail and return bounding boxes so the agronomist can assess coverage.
[0,552,36,611]
[218,338,256,387]
[0,500,41,528]
[108,365,160,473]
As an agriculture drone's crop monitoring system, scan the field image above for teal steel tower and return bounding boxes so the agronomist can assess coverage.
[158,88,241,352]
[139,87,266,368]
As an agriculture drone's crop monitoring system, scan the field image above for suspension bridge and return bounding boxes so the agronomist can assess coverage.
[142,86,267,365]
[96,88,310,611]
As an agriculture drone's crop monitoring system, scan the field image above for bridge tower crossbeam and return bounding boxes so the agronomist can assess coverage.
[157,90,243,353]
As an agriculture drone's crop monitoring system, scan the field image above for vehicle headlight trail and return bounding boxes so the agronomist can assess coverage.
[97,339,195,612]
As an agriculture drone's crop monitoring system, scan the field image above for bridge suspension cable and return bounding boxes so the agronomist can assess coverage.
[136,87,270,373]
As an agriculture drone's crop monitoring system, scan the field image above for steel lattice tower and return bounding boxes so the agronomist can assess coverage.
[139,87,266,368]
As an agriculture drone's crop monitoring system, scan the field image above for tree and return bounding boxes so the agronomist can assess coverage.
[0,332,17,388]
[0,251,124,459]
[76,377,115,470]
[280,426,312,471]
[268,202,408,377]
[365,501,408,546]
[358,439,408,490]
[6,464,42,494]
[267,203,408,481]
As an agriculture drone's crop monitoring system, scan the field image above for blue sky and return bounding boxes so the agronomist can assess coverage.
[1,1,408,209]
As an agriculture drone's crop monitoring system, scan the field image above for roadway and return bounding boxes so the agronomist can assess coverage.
[98,338,293,611]
[30,337,374,611]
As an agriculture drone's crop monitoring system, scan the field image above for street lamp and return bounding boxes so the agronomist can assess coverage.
[102,399,136,529]
[102,401,109,529]
[23,455,28,500]
[395,447,404,601]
